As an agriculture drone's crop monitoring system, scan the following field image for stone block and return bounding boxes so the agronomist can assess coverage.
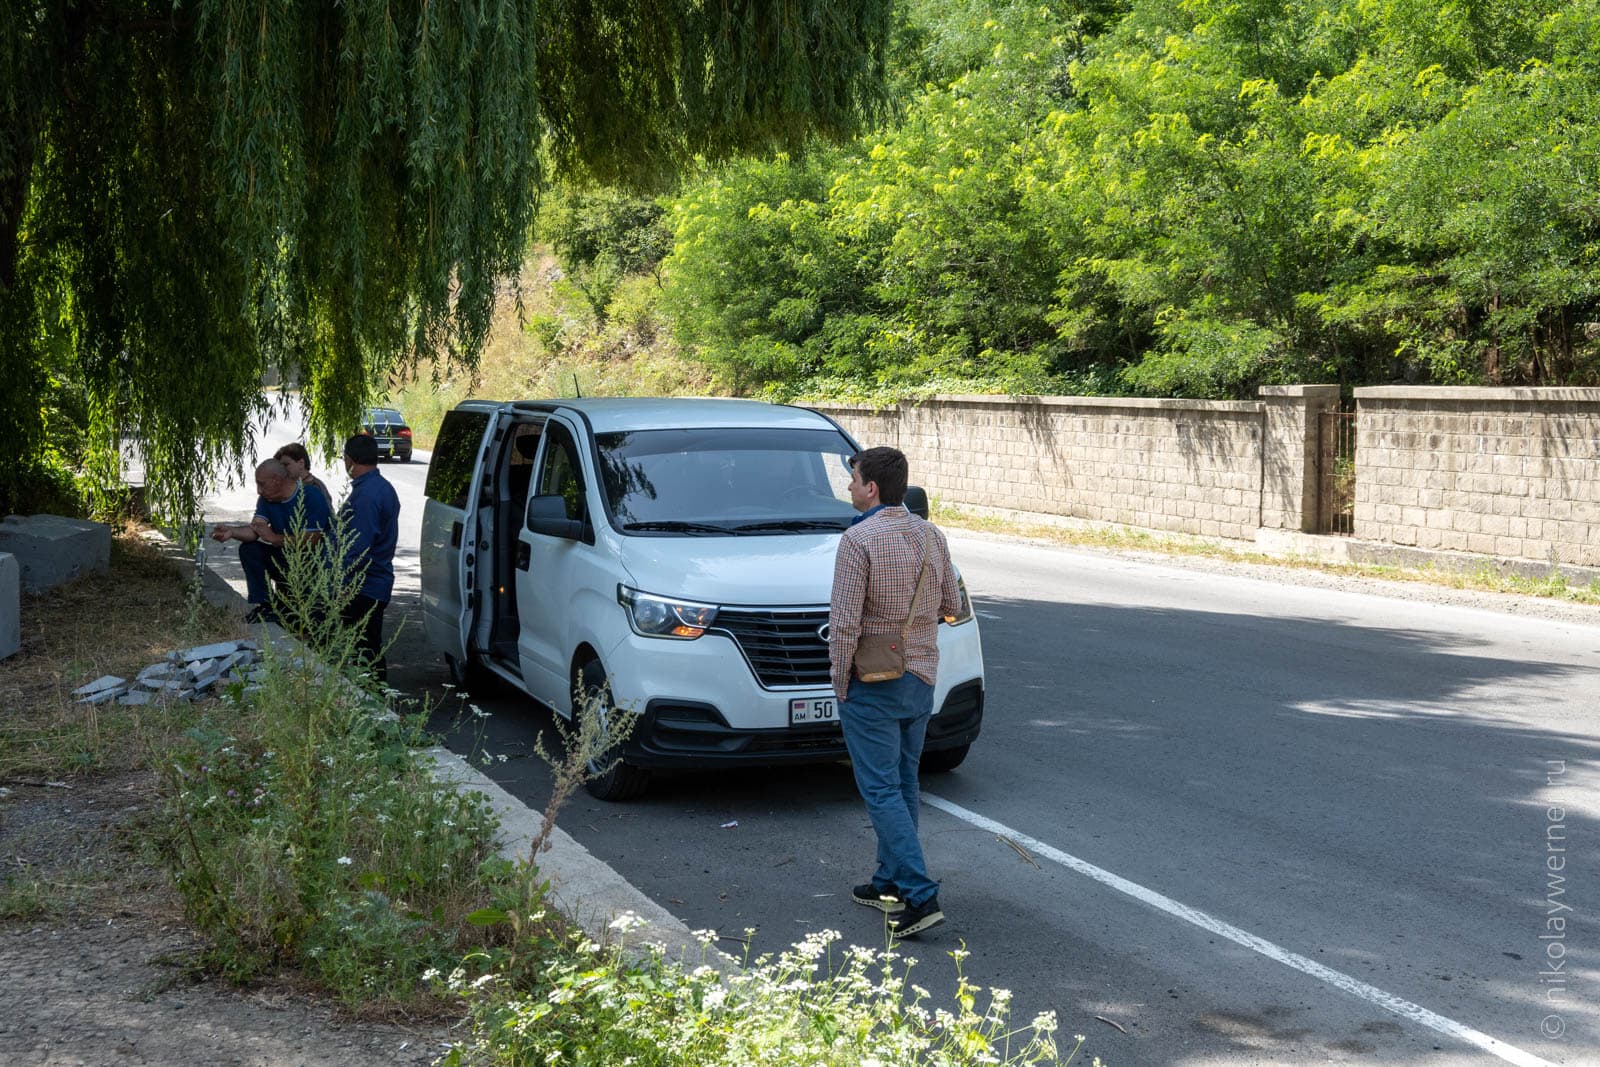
[72,674,126,698]
[0,552,17,662]
[139,663,185,685]
[0,514,111,593]
[177,640,247,662]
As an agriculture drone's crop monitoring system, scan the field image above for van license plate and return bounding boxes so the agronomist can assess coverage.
[790,697,837,725]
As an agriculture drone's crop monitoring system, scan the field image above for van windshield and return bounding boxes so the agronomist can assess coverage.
[595,427,859,535]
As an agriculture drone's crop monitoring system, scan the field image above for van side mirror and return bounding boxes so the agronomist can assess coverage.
[526,494,584,540]
[905,485,930,520]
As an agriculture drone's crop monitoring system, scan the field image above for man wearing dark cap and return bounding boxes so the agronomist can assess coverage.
[338,433,401,682]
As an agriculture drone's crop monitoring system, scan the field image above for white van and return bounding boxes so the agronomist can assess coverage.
[419,398,984,800]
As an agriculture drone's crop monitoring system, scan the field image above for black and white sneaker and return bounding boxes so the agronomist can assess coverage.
[244,604,278,625]
[852,883,905,913]
[887,895,945,938]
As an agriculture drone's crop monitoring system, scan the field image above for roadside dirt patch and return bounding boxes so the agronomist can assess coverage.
[0,771,455,1066]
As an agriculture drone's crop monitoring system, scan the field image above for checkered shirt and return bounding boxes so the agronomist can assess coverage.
[829,506,962,701]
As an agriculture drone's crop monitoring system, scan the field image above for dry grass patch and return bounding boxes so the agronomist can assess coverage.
[0,529,245,780]
[391,253,718,449]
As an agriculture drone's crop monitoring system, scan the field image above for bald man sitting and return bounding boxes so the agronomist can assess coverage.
[211,458,334,624]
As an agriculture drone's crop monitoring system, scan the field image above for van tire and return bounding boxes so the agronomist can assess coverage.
[444,653,497,695]
[575,659,651,802]
[919,743,970,774]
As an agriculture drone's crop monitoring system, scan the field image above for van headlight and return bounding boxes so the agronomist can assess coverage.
[618,586,719,639]
[943,576,974,625]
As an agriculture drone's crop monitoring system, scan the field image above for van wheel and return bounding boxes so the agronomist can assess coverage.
[920,743,970,774]
[575,660,650,802]
[444,653,496,695]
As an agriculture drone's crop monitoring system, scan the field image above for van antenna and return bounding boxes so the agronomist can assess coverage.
[572,373,582,398]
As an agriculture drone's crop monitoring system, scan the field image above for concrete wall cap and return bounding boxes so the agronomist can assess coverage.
[812,394,1264,414]
[1259,385,1342,398]
[1354,386,1600,403]
[0,514,110,532]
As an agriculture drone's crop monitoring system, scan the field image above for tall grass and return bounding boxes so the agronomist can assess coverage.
[156,520,517,1002]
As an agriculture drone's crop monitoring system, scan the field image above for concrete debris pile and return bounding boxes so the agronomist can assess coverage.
[70,640,263,706]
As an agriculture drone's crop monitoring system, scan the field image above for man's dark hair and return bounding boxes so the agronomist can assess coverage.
[274,442,311,468]
[344,434,381,466]
[851,446,909,506]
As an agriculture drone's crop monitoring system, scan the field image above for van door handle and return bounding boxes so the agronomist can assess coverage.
[515,543,531,571]
[450,521,463,547]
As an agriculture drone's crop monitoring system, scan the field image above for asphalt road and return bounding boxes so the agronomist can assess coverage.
[205,408,1600,1066]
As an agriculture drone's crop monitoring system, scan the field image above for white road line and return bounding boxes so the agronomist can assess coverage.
[922,794,1557,1067]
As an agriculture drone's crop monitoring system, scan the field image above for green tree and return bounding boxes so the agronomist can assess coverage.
[660,0,1600,400]
[665,2,1101,396]
[0,0,891,518]
[545,189,672,326]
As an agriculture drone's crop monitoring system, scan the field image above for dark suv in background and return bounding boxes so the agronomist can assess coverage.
[361,407,414,462]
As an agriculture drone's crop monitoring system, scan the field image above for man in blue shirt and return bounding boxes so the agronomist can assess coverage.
[337,434,401,682]
[210,459,333,624]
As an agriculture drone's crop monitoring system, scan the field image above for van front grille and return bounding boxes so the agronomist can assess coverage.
[712,608,832,688]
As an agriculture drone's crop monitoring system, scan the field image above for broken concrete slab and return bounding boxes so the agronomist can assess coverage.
[0,514,111,594]
[72,674,127,697]
[0,552,18,661]
[190,666,224,692]
[76,684,128,705]
[138,663,184,685]
[117,690,153,706]
[175,640,247,662]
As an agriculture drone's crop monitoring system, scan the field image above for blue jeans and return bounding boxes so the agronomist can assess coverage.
[238,539,286,606]
[840,672,938,907]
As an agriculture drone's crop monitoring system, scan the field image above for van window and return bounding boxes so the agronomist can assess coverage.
[596,427,858,534]
[536,422,587,520]
[425,410,490,508]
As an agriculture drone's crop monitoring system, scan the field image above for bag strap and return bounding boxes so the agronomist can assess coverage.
[899,525,933,643]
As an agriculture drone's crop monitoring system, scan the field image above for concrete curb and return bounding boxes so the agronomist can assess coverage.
[425,748,712,963]
[1255,527,1600,586]
[145,529,708,966]
[943,501,1600,588]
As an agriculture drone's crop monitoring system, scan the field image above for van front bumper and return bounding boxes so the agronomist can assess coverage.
[619,679,984,770]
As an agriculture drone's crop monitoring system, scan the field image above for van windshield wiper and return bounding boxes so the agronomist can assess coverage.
[730,520,848,533]
[622,520,730,534]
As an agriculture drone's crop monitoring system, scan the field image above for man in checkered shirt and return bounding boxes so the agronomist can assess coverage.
[830,446,961,937]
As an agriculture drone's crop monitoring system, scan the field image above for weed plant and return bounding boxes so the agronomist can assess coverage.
[440,924,1096,1066]
[156,523,514,1003]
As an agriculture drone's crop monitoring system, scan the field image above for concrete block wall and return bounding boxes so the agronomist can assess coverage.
[1260,385,1342,532]
[0,514,112,593]
[0,552,18,661]
[813,395,1266,540]
[1352,387,1600,566]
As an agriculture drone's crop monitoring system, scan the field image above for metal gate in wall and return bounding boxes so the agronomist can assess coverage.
[1315,403,1357,535]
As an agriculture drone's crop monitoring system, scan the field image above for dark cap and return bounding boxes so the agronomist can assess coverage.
[344,434,380,466]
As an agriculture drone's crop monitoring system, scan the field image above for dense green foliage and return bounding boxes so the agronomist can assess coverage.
[661,0,1600,399]
[0,0,891,517]
[545,188,673,324]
